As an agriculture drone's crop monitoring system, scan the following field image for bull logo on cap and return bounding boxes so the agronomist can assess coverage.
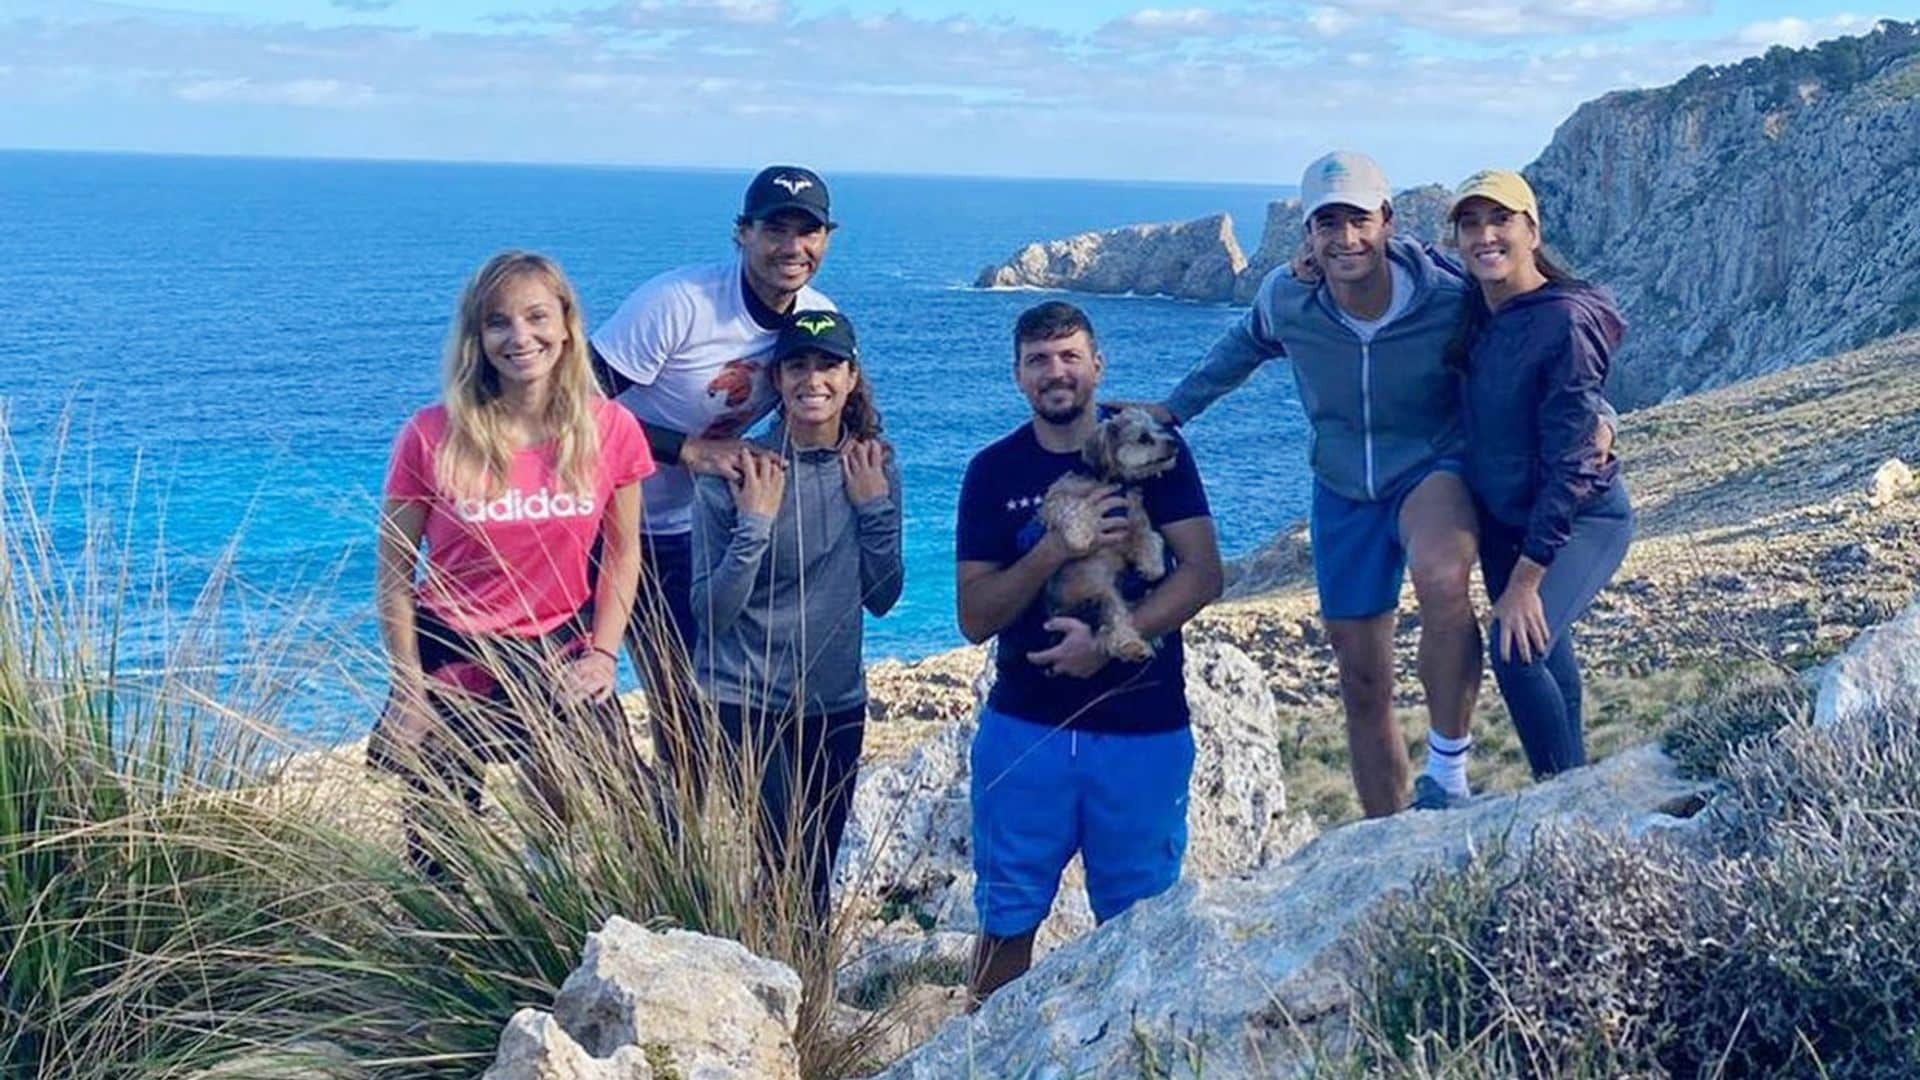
[794,314,837,335]
[771,174,814,195]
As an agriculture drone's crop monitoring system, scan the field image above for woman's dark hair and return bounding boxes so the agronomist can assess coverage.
[1443,222,1586,374]
[840,367,885,441]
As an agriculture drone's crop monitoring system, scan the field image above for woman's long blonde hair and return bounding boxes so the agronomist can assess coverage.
[436,251,602,501]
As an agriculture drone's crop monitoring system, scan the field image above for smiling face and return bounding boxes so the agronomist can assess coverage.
[777,350,855,430]
[1016,328,1103,425]
[1452,196,1541,286]
[479,273,568,390]
[1306,203,1393,286]
[737,209,832,307]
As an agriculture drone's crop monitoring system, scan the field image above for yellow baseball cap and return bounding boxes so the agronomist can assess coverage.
[1448,170,1540,229]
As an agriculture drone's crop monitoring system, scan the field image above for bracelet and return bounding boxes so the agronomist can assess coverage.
[586,644,620,663]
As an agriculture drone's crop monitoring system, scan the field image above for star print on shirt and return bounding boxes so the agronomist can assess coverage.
[1004,495,1044,512]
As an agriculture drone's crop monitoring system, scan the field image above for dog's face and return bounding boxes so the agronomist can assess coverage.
[1083,407,1179,481]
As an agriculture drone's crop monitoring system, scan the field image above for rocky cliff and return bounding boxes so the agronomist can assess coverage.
[975,22,1920,408]
[1529,20,1920,405]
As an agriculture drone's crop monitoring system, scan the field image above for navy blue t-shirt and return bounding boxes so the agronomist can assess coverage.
[956,420,1212,734]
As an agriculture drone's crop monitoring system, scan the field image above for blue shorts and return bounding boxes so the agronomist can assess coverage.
[1311,458,1465,621]
[970,707,1193,938]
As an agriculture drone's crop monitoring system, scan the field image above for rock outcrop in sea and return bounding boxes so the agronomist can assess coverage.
[975,185,1451,305]
[975,21,1920,408]
[972,214,1246,302]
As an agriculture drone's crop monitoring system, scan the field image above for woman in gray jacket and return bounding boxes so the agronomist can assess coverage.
[690,310,903,922]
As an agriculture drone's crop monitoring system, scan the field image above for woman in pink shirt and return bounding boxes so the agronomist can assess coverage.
[371,250,654,877]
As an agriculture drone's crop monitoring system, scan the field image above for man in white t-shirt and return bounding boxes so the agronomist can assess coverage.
[590,165,837,777]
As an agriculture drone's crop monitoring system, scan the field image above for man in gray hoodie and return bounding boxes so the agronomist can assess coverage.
[1145,151,1482,817]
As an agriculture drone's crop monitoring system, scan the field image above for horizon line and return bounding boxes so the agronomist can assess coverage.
[0,143,1322,194]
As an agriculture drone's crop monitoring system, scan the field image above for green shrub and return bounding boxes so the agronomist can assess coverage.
[1660,665,1810,779]
[1356,700,1920,1077]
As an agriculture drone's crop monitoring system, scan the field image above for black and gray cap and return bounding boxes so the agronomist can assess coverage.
[742,165,831,227]
[772,310,858,364]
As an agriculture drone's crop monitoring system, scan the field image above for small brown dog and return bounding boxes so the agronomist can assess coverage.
[1039,408,1180,661]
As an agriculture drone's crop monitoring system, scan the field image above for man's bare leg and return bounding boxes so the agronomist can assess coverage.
[968,930,1037,1009]
[1328,613,1406,817]
[1398,471,1483,745]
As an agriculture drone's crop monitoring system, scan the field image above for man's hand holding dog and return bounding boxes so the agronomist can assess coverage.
[1040,485,1131,563]
[1027,616,1107,678]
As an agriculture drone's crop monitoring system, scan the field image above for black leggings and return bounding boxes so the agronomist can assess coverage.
[714,700,866,923]
[369,610,641,875]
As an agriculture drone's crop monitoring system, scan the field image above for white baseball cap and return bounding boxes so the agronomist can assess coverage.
[1300,151,1392,224]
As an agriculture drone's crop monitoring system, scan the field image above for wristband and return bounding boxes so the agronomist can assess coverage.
[586,644,620,663]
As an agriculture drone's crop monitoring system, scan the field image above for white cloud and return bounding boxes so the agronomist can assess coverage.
[1734,14,1886,49]
[1120,8,1221,31]
[1322,0,1707,38]
[174,77,376,107]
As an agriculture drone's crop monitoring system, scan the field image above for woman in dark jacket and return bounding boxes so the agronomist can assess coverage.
[1447,170,1634,779]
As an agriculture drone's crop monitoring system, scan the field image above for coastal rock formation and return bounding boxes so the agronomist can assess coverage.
[1814,597,1920,728]
[973,214,1246,302]
[975,23,1920,407]
[1528,20,1920,405]
[833,641,1315,994]
[877,745,1714,1078]
[483,917,803,1080]
[978,186,1454,306]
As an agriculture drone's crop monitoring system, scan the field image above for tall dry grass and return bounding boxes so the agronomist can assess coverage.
[0,423,902,1078]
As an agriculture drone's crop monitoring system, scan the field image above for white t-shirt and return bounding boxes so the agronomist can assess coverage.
[1335,262,1414,343]
[591,260,834,535]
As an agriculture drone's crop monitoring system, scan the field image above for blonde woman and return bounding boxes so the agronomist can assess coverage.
[371,251,654,876]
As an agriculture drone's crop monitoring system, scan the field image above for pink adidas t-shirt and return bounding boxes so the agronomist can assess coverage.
[385,400,654,638]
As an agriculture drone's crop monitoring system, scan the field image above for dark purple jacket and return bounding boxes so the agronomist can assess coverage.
[1461,282,1625,566]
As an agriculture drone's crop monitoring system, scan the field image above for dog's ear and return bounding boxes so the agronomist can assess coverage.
[1081,417,1118,474]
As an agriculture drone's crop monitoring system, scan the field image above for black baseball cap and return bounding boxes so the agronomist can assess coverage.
[772,310,858,364]
[742,165,832,227]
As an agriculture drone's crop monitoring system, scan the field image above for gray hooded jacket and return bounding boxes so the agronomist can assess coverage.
[1165,236,1469,502]
[690,425,903,716]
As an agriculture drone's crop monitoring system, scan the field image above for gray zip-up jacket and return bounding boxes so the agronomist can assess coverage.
[690,425,904,716]
[1164,237,1469,502]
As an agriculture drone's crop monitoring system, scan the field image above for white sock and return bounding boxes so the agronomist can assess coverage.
[1425,732,1473,798]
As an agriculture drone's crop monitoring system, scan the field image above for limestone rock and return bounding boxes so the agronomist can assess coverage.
[485,917,803,1080]
[974,214,1247,302]
[1869,457,1915,507]
[877,745,1714,1079]
[483,1009,653,1080]
[1527,22,1920,406]
[1815,597,1920,728]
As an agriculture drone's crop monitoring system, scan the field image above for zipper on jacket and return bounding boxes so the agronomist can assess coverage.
[1361,341,1376,500]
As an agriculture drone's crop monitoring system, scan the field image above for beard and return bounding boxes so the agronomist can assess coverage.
[1036,400,1087,425]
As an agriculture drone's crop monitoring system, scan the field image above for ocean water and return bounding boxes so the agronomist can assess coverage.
[0,151,1311,736]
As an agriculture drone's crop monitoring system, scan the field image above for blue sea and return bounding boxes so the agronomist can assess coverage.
[0,150,1310,736]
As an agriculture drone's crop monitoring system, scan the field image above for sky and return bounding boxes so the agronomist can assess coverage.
[1,1,1910,185]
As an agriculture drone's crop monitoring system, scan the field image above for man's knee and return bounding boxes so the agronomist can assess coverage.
[1406,543,1475,608]
[1329,633,1393,711]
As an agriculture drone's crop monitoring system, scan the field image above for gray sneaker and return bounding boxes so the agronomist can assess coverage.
[1410,775,1458,812]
